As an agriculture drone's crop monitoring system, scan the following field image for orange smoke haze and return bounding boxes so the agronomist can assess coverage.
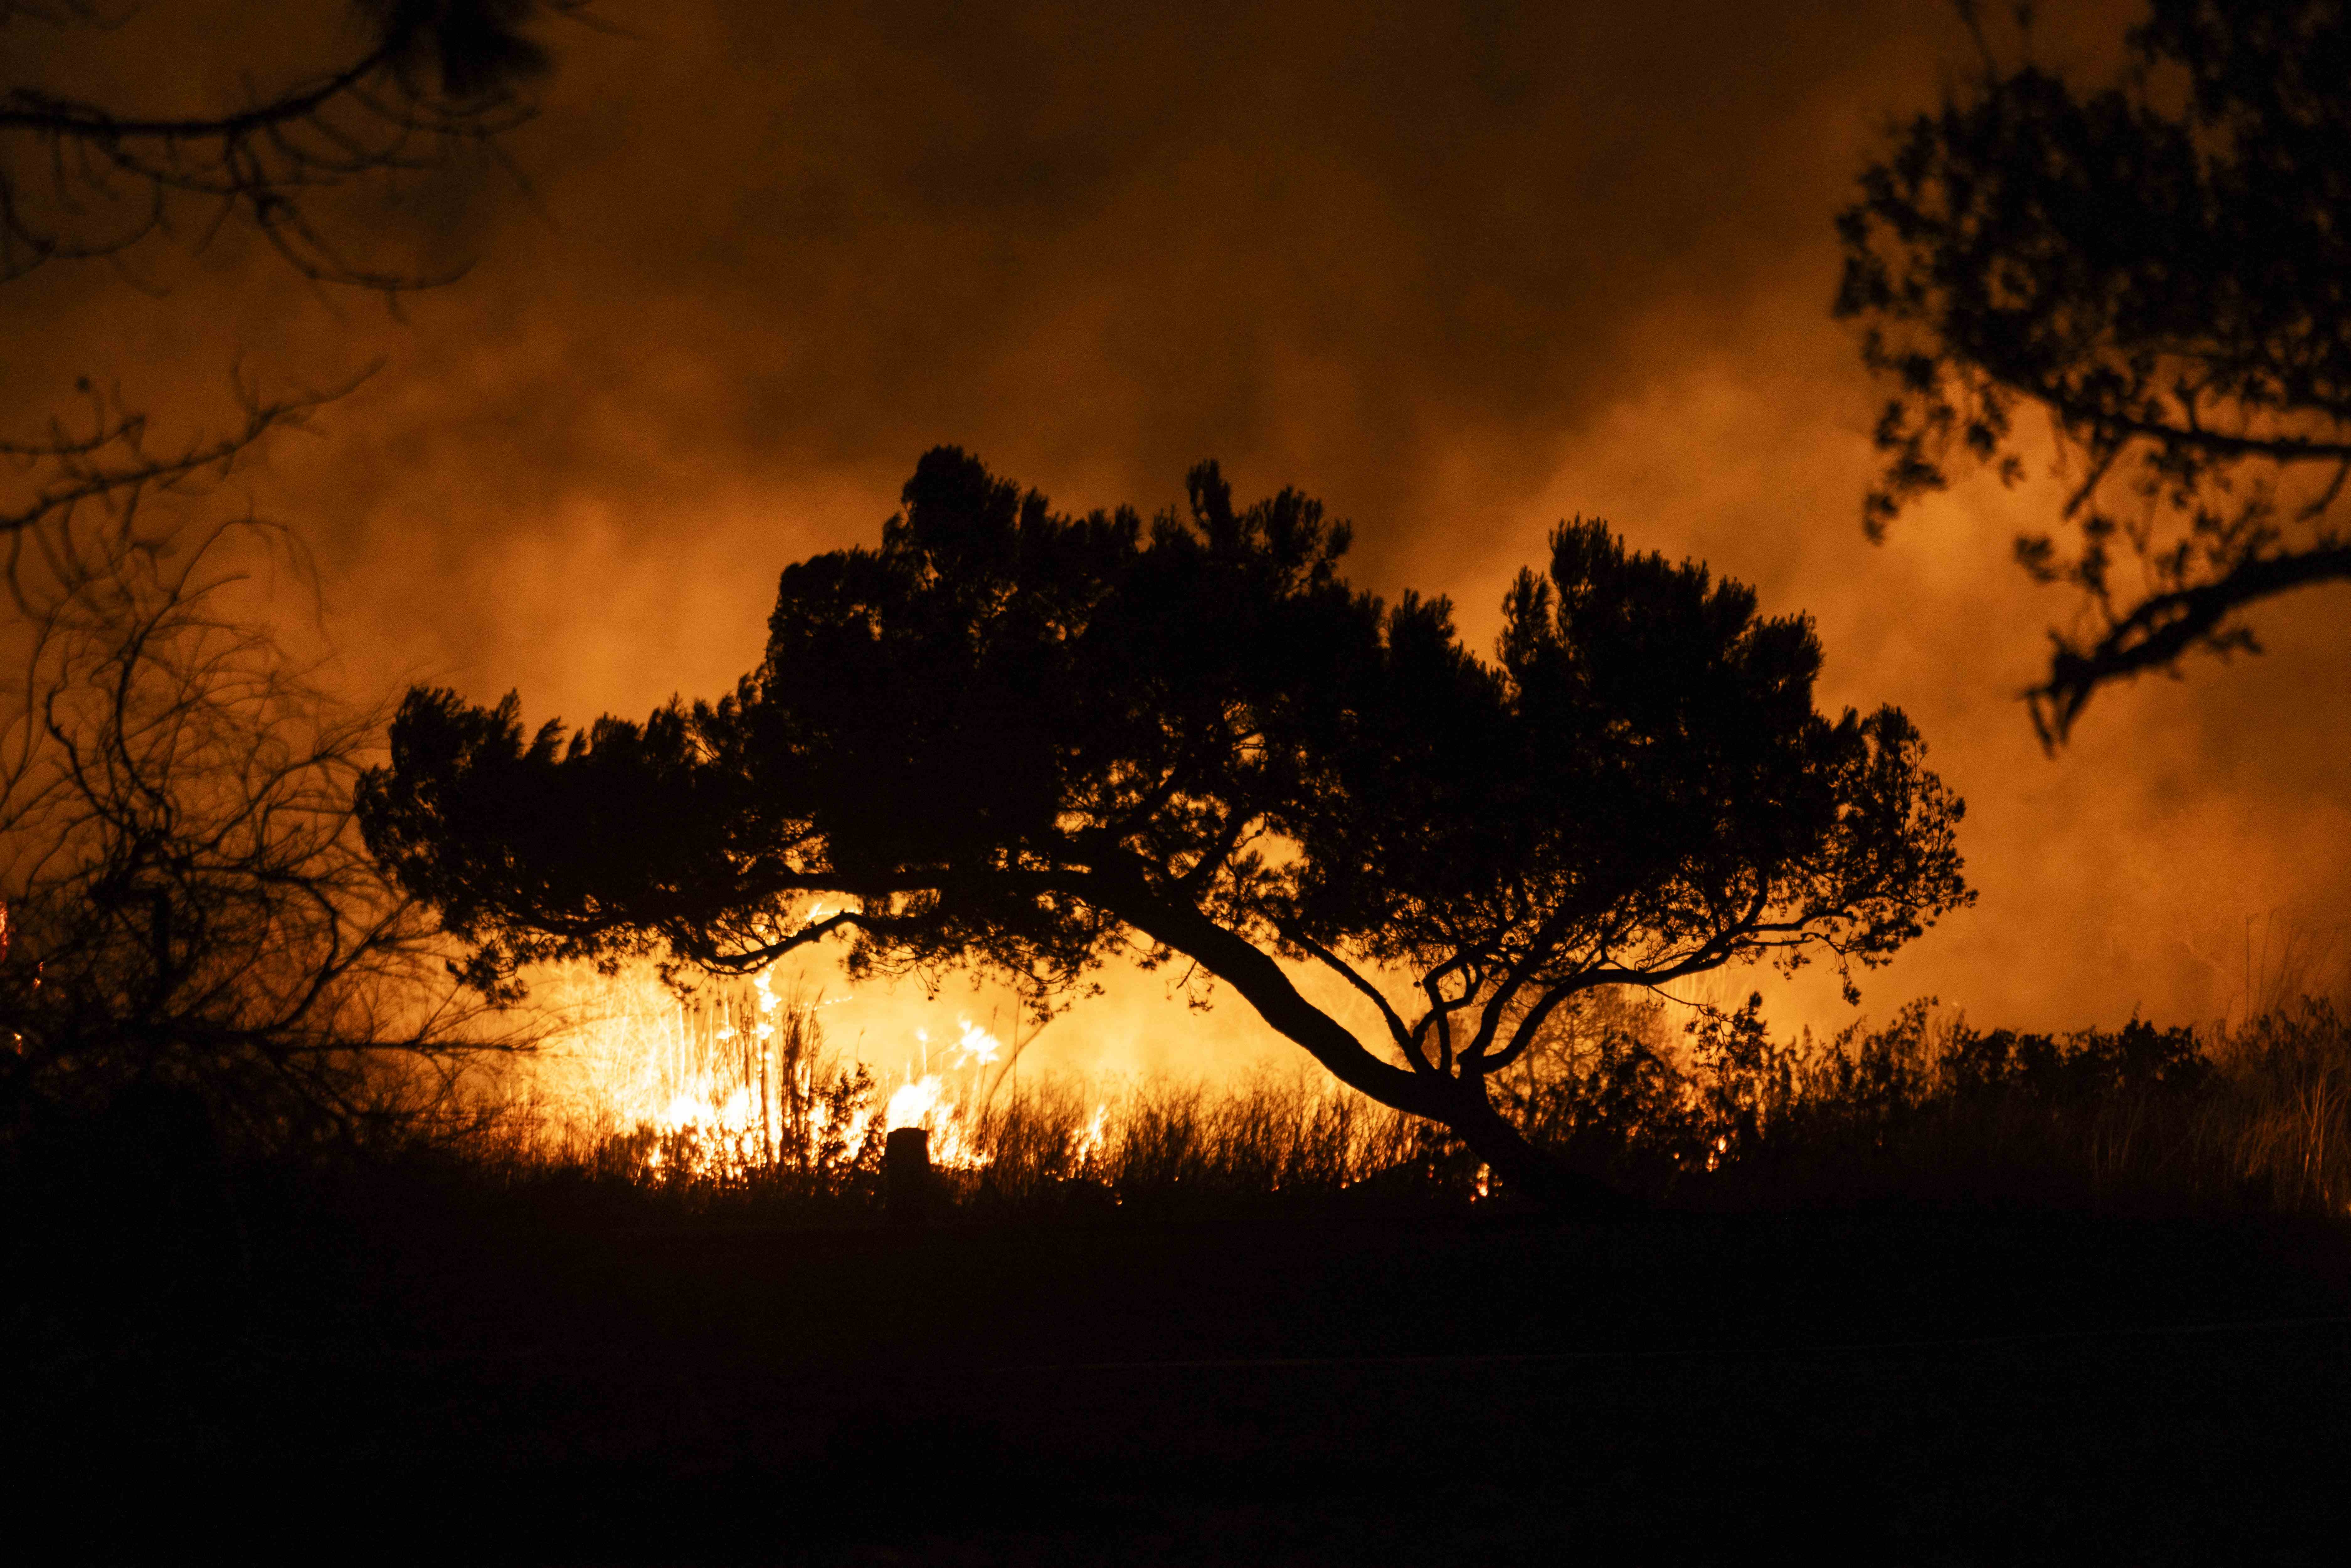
[5,0,2344,1076]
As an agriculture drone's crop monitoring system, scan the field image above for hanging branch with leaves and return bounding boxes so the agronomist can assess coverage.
[0,0,590,292]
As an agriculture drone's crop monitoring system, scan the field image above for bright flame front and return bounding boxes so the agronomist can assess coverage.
[526,965,1047,1184]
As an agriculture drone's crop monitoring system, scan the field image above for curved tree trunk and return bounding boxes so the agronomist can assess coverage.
[1442,1079,1640,1217]
[1096,865,1639,1216]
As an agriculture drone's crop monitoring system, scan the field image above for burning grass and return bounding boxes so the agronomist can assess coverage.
[458,963,2351,1221]
[447,961,1468,1215]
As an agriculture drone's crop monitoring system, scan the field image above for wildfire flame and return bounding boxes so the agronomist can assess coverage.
[531,964,1044,1181]
[1074,1102,1108,1166]
[878,1017,1005,1165]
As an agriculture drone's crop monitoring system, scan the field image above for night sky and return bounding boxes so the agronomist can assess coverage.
[7,0,2345,1073]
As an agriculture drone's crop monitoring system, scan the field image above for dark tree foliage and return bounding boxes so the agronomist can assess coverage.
[362,449,1972,1208]
[1837,0,2351,742]
[0,0,583,292]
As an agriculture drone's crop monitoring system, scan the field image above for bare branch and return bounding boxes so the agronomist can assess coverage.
[0,405,525,1143]
[0,369,361,602]
[1281,921,1416,1059]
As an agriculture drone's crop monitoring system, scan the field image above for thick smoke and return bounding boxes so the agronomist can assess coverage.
[3,0,2339,1072]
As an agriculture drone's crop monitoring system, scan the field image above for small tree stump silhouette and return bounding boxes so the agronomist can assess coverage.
[886,1127,932,1227]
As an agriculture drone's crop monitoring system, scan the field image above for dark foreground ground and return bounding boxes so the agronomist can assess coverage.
[11,1176,2351,1565]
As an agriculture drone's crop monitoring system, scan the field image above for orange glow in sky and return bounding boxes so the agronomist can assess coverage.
[3,0,2341,1075]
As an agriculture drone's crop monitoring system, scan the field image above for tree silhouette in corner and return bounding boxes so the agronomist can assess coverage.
[1839,0,2351,744]
[0,2,590,1149]
[0,0,586,292]
[361,449,1972,1210]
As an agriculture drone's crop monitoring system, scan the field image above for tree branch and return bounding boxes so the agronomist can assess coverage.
[1281,922,1416,1060]
[1088,855,1448,1120]
[2031,540,2351,745]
